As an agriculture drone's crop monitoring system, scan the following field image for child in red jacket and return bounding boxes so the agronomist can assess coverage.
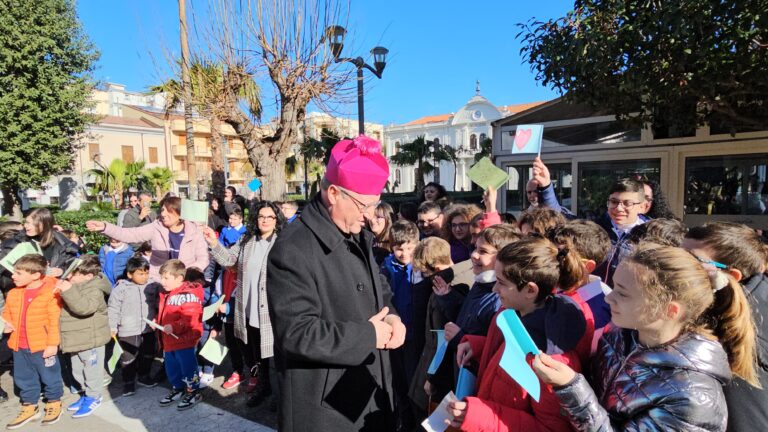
[449,237,586,432]
[156,259,204,410]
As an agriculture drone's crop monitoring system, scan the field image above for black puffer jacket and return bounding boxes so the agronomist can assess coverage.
[555,327,731,431]
[0,230,79,293]
[724,272,768,431]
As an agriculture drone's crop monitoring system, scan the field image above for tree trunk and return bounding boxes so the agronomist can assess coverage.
[1,185,23,221]
[210,118,226,198]
[179,0,198,199]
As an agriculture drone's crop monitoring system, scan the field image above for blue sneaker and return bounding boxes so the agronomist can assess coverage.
[67,396,85,412]
[71,396,102,418]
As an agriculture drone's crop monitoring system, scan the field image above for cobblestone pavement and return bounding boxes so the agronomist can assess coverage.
[0,360,277,432]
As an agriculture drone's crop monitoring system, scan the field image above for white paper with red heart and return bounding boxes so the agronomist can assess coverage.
[512,124,544,155]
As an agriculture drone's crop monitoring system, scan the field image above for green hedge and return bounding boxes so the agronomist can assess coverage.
[54,210,118,254]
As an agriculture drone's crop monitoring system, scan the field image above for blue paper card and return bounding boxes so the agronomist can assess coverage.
[427,330,448,375]
[512,124,544,155]
[495,309,541,402]
[247,178,262,192]
[455,367,477,400]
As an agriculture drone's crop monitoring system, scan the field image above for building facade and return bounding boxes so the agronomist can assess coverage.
[383,85,543,193]
[492,98,768,230]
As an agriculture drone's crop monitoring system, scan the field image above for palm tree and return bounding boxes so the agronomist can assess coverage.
[124,161,147,194]
[144,167,175,199]
[474,137,494,165]
[150,60,261,198]
[390,136,452,193]
[86,159,127,208]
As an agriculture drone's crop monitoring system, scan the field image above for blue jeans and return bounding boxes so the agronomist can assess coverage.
[13,349,64,404]
[163,347,199,391]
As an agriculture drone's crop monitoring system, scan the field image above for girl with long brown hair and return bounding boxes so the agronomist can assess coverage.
[533,244,759,431]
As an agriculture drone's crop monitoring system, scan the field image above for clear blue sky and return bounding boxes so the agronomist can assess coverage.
[76,0,574,125]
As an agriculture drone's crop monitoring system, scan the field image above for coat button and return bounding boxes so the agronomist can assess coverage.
[356,283,364,292]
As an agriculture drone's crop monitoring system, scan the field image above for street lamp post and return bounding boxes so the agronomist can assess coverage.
[427,140,441,184]
[325,25,388,136]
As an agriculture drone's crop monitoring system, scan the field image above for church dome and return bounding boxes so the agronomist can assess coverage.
[450,82,502,126]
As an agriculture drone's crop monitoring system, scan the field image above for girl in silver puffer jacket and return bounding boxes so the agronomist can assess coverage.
[532,244,760,432]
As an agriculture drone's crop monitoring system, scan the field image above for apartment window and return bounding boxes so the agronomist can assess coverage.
[148,147,158,163]
[178,134,186,146]
[577,159,661,218]
[685,154,768,216]
[121,146,135,163]
[469,134,478,150]
[88,143,99,161]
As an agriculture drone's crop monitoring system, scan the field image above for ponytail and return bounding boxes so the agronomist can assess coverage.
[705,273,760,387]
[497,236,583,303]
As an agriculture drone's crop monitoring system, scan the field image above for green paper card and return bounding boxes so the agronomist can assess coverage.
[0,242,42,272]
[467,157,509,191]
[202,296,225,322]
[107,337,124,373]
[200,336,229,365]
[181,199,209,225]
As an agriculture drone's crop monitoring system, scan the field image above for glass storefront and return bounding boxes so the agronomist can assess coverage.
[577,159,661,219]
[505,163,572,214]
[685,155,768,216]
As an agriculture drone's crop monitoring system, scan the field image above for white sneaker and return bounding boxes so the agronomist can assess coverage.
[199,373,214,388]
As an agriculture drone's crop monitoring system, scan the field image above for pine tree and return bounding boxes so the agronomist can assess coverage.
[0,0,99,219]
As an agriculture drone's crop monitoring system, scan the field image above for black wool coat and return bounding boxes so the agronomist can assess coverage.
[267,196,397,432]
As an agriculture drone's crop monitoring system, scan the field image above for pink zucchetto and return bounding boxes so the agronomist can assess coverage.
[324,135,389,195]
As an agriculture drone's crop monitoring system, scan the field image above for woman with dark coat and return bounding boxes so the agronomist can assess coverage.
[0,208,78,292]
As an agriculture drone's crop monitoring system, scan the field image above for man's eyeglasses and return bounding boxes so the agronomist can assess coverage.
[257,215,277,221]
[338,187,380,213]
[606,199,643,209]
[451,222,469,230]
[417,214,440,227]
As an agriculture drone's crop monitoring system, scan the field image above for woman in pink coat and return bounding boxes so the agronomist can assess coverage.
[86,197,209,281]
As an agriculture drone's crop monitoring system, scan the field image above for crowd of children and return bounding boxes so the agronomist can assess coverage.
[371,159,768,432]
[1,171,767,432]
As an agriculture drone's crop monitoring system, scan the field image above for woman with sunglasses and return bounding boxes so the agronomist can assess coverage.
[202,200,285,408]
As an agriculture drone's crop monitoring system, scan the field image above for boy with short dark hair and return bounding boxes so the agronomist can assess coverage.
[156,259,204,410]
[108,257,160,396]
[380,219,420,431]
[592,178,649,285]
[219,208,246,248]
[56,255,112,418]
[2,254,63,428]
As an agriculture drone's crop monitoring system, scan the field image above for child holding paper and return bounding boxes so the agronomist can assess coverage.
[449,237,587,432]
[409,237,469,421]
[108,257,160,396]
[55,255,112,419]
[156,259,204,410]
[2,254,64,428]
[443,225,521,353]
[532,245,758,431]
[184,268,221,388]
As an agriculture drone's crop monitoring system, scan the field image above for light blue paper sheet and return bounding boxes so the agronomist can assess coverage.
[496,309,541,402]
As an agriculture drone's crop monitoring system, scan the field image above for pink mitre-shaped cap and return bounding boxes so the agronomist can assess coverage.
[325,135,389,195]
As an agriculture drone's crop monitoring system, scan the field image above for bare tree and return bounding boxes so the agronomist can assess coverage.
[199,0,353,200]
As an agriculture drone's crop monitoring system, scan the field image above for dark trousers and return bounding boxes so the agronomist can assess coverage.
[13,349,63,404]
[224,322,246,375]
[390,340,418,430]
[244,323,270,390]
[163,347,199,391]
[118,333,156,384]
